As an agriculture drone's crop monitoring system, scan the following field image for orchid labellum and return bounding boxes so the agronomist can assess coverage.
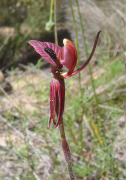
[29,31,101,128]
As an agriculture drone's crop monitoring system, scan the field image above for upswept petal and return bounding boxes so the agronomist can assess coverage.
[62,31,101,78]
[29,40,61,66]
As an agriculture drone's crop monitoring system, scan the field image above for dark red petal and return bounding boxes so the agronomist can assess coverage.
[48,79,57,128]
[48,78,65,128]
[54,78,65,127]
[60,46,76,71]
[60,39,77,76]
[62,31,101,78]
[29,40,61,65]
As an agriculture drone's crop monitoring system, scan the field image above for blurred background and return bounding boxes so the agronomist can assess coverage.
[0,0,126,179]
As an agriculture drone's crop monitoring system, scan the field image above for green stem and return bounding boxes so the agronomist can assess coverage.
[68,0,79,60]
[59,118,75,180]
[54,0,58,44]
[68,0,84,147]
[89,64,99,104]
[50,0,54,21]
[75,0,99,105]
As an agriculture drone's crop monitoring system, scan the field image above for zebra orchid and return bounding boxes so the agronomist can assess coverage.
[28,31,101,128]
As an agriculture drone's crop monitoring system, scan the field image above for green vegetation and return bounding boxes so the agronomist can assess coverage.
[0,0,126,179]
[1,50,125,179]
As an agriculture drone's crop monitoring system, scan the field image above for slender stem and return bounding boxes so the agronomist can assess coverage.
[54,2,74,178]
[54,0,58,44]
[68,122,78,145]
[59,118,75,180]
[88,65,99,104]
[75,0,99,105]
[75,0,88,57]
[68,0,84,148]
[68,0,82,105]
[50,0,54,21]
[68,0,79,62]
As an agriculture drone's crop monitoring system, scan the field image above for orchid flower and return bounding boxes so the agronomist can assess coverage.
[29,31,101,128]
[29,31,101,180]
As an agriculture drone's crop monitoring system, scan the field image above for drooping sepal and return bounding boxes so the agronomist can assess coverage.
[48,77,65,128]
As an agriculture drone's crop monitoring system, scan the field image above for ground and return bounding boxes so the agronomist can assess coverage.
[0,57,126,179]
